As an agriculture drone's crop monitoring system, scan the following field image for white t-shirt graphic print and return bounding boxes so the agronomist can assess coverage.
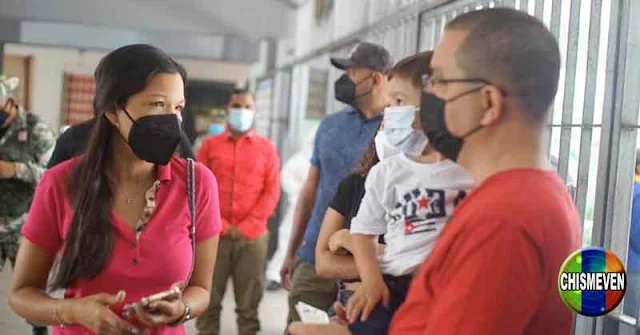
[350,154,475,276]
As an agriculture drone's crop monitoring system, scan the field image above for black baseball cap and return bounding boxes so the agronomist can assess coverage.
[330,42,394,74]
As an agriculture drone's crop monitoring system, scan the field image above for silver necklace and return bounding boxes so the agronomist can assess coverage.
[123,191,144,204]
[124,195,137,204]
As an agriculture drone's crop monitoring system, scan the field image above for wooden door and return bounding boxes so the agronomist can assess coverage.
[2,55,31,109]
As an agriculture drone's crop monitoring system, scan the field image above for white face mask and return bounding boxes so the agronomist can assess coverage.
[384,105,416,145]
[375,131,401,161]
[383,105,429,156]
[228,108,255,132]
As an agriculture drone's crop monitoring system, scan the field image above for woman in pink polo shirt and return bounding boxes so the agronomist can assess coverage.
[8,44,222,335]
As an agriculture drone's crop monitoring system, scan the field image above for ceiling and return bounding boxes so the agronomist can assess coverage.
[0,0,296,38]
[0,0,298,62]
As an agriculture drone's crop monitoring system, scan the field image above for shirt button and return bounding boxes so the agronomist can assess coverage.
[131,242,136,248]
[132,258,138,265]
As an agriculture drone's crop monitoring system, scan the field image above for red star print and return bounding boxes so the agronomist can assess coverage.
[418,196,431,209]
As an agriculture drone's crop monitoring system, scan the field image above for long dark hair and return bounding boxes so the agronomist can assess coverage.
[355,135,379,177]
[51,44,187,289]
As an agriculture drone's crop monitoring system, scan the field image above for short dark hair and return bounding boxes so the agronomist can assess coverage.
[388,51,433,88]
[636,149,640,168]
[446,8,561,121]
[233,88,252,95]
[229,88,255,102]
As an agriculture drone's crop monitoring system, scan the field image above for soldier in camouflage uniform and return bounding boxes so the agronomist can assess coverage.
[0,75,55,273]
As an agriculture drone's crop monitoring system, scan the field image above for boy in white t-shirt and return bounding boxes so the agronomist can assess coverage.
[340,51,475,335]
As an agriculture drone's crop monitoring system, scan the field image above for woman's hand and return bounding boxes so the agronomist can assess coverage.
[346,277,389,324]
[125,282,187,328]
[289,303,351,335]
[70,291,142,334]
[288,322,352,335]
[330,301,350,326]
[376,243,386,257]
[328,229,351,254]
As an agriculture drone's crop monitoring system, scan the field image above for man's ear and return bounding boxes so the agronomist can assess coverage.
[479,85,505,127]
[373,72,386,86]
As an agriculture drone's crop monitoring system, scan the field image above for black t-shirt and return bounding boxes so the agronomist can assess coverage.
[47,119,94,168]
[329,173,367,230]
[328,172,385,287]
[330,173,386,245]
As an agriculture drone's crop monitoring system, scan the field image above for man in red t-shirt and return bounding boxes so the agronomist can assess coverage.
[289,7,581,335]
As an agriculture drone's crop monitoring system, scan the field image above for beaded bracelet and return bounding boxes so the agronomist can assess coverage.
[168,300,192,327]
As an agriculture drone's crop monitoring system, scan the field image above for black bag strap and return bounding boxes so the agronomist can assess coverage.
[186,158,197,282]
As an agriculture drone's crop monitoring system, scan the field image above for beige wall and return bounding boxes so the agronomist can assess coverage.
[4,44,252,131]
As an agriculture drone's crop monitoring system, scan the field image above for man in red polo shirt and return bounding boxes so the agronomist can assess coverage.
[289,7,581,335]
[196,89,281,335]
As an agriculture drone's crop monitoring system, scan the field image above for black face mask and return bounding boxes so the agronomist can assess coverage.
[0,100,13,127]
[120,109,182,165]
[419,89,483,162]
[0,110,8,127]
[334,73,373,107]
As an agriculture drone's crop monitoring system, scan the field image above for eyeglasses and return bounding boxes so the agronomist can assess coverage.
[421,74,508,96]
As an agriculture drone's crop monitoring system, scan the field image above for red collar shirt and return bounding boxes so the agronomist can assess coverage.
[197,130,281,240]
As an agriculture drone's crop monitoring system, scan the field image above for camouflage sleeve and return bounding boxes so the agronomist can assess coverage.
[0,212,27,235]
[0,212,27,271]
[13,119,56,184]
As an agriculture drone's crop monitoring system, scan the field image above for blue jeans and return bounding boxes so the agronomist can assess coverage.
[327,281,356,318]
[347,275,413,335]
[624,272,640,317]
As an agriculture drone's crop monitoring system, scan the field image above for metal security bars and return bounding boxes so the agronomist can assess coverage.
[254,77,275,137]
[364,14,421,60]
[270,70,293,161]
[422,3,639,332]
[258,1,640,332]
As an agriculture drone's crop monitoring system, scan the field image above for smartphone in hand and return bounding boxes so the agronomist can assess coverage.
[295,301,330,324]
[123,286,181,318]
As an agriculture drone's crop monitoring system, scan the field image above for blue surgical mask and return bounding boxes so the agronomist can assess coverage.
[227,108,254,133]
[374,131,401,160]
[208,123,226,136]
[384,105,417,145]
[0,110,8,127]
[383,105,429,156]
[0,99,14,127]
